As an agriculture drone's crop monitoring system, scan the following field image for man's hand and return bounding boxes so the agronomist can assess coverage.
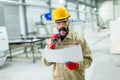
[48,34,59,49]
[65,61,79,70]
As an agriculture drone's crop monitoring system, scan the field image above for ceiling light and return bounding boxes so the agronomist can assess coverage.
[59,0,65,4]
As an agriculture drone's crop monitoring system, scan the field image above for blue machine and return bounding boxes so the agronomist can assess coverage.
[44,12,52,21]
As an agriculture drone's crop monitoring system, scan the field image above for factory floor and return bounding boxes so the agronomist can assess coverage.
[0,29,120,80]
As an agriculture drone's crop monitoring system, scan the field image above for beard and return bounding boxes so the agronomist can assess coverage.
[58,27,69,37]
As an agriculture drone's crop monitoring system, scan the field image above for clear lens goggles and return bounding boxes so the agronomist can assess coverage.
[55,20,68,25]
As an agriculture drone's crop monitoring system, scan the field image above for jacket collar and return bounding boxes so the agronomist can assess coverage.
[65,31,72,39]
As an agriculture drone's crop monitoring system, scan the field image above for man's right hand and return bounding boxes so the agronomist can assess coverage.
[48,34,59,49]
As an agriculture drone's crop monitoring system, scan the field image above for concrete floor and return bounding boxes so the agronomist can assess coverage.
[0,30,120,80]
[89,37,120,80]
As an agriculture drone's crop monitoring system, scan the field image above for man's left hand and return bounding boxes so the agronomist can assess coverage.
[65,61,79,70]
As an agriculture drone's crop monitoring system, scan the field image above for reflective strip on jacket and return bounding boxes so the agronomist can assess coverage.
[42,31,93,80]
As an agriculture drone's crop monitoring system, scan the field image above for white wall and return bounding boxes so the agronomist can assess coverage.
[98,0,120,27]
[98,1,113,26]
[26,0,49,34]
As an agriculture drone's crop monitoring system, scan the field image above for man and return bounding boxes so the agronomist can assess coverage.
[42,7,93,80]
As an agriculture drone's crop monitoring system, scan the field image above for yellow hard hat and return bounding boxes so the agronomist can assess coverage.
[52,8,70,21]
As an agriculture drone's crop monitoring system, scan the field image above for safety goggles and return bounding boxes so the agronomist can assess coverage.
[55,19,69,25]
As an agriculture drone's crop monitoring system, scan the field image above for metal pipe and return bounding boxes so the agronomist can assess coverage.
[22,0,28,36]
[0,0,97,15]
[113,0,115,20]
[0,0,51,9]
